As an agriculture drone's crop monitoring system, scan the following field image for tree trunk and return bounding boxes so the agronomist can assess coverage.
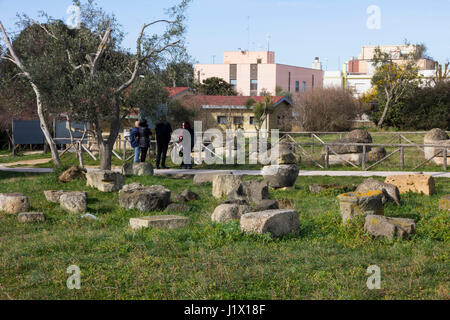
[31,82,61,167]
[377,96,391,129]
[98,141,112,170]
[97,111,121,171]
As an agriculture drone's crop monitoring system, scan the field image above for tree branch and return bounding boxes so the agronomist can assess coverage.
[30,19,57,40]
[91,27,112,76]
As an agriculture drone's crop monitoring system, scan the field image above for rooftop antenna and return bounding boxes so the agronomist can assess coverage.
[212,55,216,64]
[266,34,271,52]
[247,16,250,53]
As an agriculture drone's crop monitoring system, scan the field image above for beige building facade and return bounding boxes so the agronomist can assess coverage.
[194,51,323,96]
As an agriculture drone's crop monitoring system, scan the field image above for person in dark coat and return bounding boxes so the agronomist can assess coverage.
[129,121,141,163]
[181,121,194,169]
[138,119,151,163]
[155,116,172,169]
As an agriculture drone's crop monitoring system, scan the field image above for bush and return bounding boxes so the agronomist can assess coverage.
[295,88,364,131]
[365,82,450,130]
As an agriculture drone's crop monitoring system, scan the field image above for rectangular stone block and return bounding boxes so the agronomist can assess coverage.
[130,215,189,230]
[240,209,300,238]
[385,174,435,196]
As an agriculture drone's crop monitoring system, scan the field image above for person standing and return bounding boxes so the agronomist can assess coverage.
[130,121,140,163]
[155,116,172,169]
[138,119,151,163]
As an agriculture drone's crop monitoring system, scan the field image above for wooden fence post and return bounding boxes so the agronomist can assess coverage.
[311,134,315,153]
[444,148,447,171]
[362,145,366,170]
[325,145,329,169]
[400,146,405,170]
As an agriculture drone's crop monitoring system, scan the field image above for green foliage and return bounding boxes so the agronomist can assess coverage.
[370,46,422,128]
[245,94,275,130]
[193,77,237,96]
[167,98,196,127]
[159,60,194,88]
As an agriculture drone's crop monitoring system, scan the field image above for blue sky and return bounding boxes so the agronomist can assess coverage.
[1,0,449,70]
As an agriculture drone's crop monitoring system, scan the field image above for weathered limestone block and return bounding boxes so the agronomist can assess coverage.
[122,163,154,176]
[193,171,233,185]
[337,191,384,224]
[59,192,87,213]
[174,189,199,202]
[356,179,401,206]
[211,203,251,223]
[327,153,369,166]
[228,180,269,203]
[0,193,30,214]
[44,190,86,203]
[364,215,416,240]
[86,170,125,192]
[261,164,299,189]
[424,128,450,165]
[368,147,387,162]
[385,174,435,196]
[18,212,46,223]
[251,199,279,212]
[129,215,189,230]
[119,185,171,212]
[240,209,300,238]
[212,174,243,199]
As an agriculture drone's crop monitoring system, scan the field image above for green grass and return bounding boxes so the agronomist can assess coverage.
[0,171,448,300]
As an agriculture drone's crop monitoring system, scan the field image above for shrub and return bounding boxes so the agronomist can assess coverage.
[295,88,364,131]
[366,82,450,130]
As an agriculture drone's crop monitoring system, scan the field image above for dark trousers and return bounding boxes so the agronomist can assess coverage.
[156,142,169,168]
[140,147,149,163]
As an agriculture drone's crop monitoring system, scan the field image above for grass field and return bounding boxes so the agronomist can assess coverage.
[0,169,448,300]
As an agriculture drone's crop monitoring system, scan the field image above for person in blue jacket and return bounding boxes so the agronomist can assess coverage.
[129,121,140,163]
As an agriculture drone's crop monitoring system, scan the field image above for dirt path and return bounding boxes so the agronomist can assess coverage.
[0,158,52,167]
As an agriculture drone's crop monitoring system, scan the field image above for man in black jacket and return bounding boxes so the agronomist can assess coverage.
[155,116,172,169]
[138,119,151,163]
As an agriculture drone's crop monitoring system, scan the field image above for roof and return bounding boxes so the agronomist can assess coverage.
[165,87,192,98]
[183,95,292,109]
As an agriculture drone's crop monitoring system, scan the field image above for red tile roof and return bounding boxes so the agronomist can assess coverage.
[182,95,291,107]
[165,87,191,98]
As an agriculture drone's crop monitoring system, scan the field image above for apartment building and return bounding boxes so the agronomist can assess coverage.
[194,51,323,96]
[324,44,437,97]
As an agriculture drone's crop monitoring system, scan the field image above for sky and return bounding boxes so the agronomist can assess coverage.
[1,0,449,70]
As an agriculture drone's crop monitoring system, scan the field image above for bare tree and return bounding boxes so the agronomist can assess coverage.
[0,21,61,166]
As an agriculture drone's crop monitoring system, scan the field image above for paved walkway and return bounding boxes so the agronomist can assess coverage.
[1,166,449,178]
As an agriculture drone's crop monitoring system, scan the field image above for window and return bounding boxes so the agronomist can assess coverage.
[302,81,306,93]
[295,81,300,92]
[230,79,237,91]
[288,72,291,91]
[250,79,258,96]
[230,64,237,91]
[257,59,262,64]
[233,117,244,125]
[249,116,255,125]
[217,116,227,124]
